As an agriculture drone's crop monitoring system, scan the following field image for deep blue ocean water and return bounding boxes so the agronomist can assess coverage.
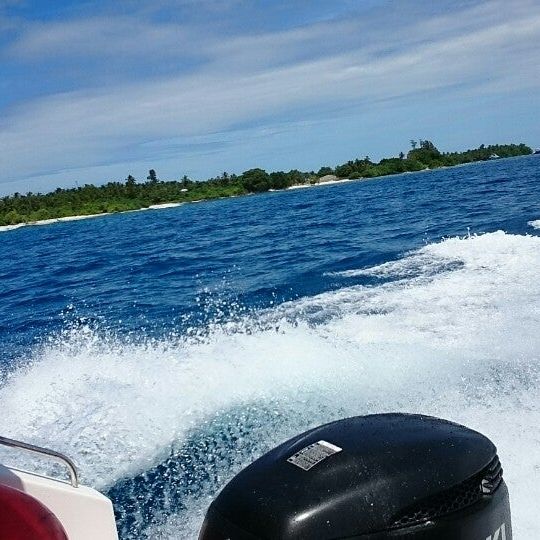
[1,156,540,538]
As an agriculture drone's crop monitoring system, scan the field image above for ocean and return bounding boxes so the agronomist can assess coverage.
[1,155,539,538]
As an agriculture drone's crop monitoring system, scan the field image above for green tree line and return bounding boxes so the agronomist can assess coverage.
[0,141,532,226]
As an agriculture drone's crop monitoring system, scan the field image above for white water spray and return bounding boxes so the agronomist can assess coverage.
[0,231,539,538]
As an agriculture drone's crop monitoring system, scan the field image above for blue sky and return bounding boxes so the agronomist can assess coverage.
[1,0,539,195]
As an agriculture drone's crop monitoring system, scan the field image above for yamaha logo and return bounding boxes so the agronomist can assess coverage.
[486,523,506,540]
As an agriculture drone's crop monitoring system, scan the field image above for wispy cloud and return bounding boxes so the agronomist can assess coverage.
[6,17,199,60]
[1,0,539,193]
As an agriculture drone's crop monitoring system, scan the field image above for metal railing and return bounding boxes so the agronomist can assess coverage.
[0,435,78,488]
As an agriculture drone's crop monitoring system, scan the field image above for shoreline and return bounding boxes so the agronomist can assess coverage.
[0,212,107,232]
[0,202,185,233]
[1,155,534,233]
[0,179,365,232]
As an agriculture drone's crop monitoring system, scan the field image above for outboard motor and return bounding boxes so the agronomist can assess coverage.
[200,414,511,539]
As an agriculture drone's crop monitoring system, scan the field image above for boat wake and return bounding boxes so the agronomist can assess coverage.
[0,231,539,538]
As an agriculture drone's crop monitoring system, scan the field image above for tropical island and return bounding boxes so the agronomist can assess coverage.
[0,140,532,226]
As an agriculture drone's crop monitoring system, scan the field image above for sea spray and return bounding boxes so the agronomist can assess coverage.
[0,231,539,538]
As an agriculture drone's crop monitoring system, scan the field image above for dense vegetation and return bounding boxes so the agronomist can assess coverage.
[0,141,532,226]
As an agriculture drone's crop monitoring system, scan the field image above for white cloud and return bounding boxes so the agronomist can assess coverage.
[6,17,200,60]
[1,0,540,190]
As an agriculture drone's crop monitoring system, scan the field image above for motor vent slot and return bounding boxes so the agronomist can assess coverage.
[391,456,503,529]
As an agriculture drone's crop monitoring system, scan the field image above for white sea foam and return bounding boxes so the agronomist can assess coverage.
[528,219,540,229]
[0,231,539,538]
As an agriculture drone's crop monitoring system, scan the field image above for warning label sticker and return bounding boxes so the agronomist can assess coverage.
[287,440,342,471]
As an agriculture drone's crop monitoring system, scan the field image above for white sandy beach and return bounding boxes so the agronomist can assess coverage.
[0,212,107,232]
[147,203,183,209]
[0,204,185,233]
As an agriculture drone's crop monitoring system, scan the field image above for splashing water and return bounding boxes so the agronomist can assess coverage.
[0,230,539,538]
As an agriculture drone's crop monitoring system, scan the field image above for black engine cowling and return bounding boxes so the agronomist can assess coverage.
[199,413,511,539]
